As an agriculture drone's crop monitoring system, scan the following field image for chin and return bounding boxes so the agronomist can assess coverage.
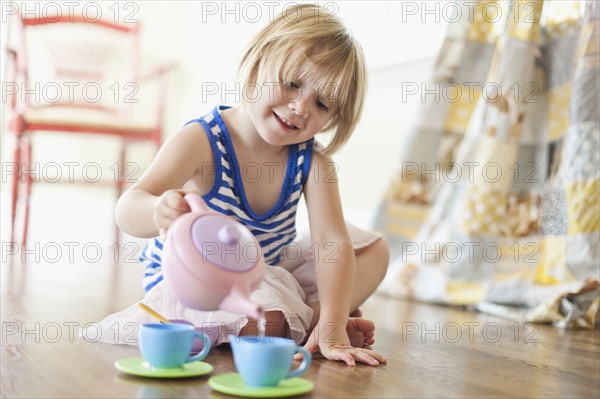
[257,131,284,146]
[265,136,290,147]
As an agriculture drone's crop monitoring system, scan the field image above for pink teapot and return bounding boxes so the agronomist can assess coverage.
[162,193,265,320]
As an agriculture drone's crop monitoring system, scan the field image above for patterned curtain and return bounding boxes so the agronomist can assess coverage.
[374,0,599,329]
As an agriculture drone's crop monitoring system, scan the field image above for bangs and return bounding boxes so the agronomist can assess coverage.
[264,40,357,114]
[277,51,349,107]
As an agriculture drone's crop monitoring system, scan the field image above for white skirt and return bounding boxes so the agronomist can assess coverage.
[80,222,381,346]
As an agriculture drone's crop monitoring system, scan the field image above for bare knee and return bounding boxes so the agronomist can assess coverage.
[265,311,288,337]
[371,238,390,283]
[240,311,288,338]
[357,237,390,284]
[350,237,390,311]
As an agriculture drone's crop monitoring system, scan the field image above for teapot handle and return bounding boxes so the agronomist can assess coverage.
[184,193,212,213]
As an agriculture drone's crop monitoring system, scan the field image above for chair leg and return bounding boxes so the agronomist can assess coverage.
[114,140,126,250]
[21,136,32,245]
[10,134,22,244]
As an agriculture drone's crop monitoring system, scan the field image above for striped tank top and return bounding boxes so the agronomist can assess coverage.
[140,105,314,292]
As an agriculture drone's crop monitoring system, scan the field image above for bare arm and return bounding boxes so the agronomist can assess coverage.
[304,151,355,329]
[115,122,213,238]
[302,151,385,366]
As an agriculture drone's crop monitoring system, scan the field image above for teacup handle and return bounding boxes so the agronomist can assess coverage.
[286,347,311,379]
[185,332,211,363]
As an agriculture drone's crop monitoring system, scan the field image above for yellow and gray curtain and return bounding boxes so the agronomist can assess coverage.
[375,0,599,329]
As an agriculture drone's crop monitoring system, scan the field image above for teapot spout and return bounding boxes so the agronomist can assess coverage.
[219,285,264,320]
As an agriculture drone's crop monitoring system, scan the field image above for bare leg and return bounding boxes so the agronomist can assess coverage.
[240,238,389,343]
[239,311,289,337]
[348,238,390,312]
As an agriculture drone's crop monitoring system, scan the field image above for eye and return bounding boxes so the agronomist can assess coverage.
[285,81,299,89]
[316,100,329,112]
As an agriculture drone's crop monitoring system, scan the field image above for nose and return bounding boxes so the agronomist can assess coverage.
[288,95,309,117]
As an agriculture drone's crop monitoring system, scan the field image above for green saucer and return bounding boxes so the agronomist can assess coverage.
[208,373,314,398]
[114,357,213,378]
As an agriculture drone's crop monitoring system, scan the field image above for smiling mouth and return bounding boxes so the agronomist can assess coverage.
[274,112,298,131]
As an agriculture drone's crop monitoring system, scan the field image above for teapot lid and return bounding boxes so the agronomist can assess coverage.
[190,215,260,272]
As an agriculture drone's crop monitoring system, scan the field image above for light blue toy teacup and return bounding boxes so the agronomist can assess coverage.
[139,323,210,368]
[229,335,311,387]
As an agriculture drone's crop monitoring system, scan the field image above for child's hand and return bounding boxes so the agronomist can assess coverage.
[298,321,387,367]
[153,189,194,237]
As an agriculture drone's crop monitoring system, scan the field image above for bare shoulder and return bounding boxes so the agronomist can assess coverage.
[155,121,213,176]
[132,120,214,195]
[307,146,339,188]
[304,145,347,241]
[167,121,211,158]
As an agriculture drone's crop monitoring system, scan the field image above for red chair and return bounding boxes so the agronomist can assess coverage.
[5,12,173,245]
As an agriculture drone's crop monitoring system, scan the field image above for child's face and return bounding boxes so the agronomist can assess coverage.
[246,68,337,147]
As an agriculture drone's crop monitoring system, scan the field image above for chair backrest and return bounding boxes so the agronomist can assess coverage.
[8,12,141,116]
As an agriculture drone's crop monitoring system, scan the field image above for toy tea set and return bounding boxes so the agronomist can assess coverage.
[114,194,314,397]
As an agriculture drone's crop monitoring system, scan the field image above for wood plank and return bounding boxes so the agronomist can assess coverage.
[2,258,598,398]
[2,188,599,399]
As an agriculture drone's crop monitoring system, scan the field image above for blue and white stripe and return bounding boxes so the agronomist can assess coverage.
[141,105,314,292]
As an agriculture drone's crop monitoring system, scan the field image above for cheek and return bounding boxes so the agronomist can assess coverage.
[246,84,272,108]
[244,84,259,103]
[315,115,332,130]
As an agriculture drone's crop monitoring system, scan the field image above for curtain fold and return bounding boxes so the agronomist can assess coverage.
[375,0,599,329]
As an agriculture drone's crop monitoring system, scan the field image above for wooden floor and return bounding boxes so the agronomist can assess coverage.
[2,188,599,398]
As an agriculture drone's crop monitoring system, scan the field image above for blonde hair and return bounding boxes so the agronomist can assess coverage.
[237,3,367,154]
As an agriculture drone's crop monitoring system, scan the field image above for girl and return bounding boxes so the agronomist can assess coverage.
[116,3,389,367]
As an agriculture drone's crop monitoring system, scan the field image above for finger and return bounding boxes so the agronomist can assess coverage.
[352,350,380,366]
[166,192,191,212]
[325,348,356,367]
[294,340,319,360]
[357,348,387,364]
[158,207,181,223]
[155,211,179,231]
[304,340,319,354]
[337,350,356,367]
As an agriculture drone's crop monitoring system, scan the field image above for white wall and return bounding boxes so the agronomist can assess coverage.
[333,58,435,227]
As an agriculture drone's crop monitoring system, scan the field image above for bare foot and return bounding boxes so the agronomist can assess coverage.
[347,318,375,349]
